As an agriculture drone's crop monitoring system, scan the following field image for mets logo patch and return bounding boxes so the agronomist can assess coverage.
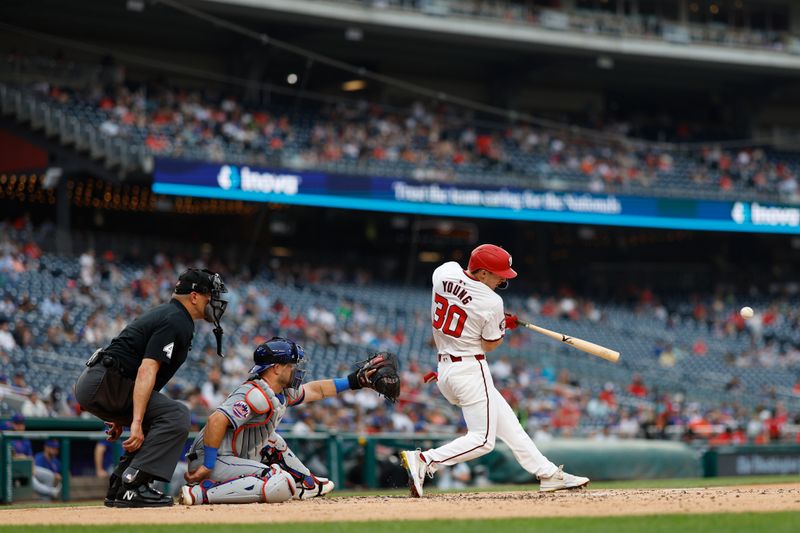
[232,401,250,419]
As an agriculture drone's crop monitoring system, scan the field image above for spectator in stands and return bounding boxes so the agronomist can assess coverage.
[724,376,743,393]
[0,320,16,351]
[46,386,73,417]
[33,439,63,500]
[12,320,33,348]
[692,339,708,356]
[79,248,96,285]
[551,397,581,436]
[182,386,211,417]
[21,390,48,417]
[657,343,677,368]
[490,355,513,381]
[616,408,641,439]
[17,295,36,314]
[532,421,554,443]
[11,373,33,396]
[41,294,64,317]
[200,366,226,407]
[598,382,617,409]
[10,372,33,396]
[627,373,648,398]
[709,426,746,447]
[0,295,16,318]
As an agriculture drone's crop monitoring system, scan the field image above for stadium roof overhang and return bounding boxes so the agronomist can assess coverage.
[196,0,800,74]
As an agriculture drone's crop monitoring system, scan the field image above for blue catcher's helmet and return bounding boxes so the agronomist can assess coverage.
[250,337,306,389]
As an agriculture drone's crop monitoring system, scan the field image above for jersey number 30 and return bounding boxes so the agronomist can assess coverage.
[432,293,467,338]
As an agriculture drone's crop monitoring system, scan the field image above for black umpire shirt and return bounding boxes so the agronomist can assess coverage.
[103,299,195,391]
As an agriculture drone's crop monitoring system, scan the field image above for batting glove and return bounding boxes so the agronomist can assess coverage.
[504,313,519,330]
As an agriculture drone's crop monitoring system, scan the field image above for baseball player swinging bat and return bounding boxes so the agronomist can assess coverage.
[517,319,620,363]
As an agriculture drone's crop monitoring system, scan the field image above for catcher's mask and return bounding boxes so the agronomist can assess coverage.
[250,337,306,390]
[175,268,228,357]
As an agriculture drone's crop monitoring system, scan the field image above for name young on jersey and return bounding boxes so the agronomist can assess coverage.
[441,280,472,306]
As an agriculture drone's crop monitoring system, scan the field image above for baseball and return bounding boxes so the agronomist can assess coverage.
[740,306,754,319]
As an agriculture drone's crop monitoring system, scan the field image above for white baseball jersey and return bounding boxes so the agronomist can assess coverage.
[189,378,305,461]
[431,261,506,356]
[423,261,559,480]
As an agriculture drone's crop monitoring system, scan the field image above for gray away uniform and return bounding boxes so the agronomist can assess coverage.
[183,378,330,504]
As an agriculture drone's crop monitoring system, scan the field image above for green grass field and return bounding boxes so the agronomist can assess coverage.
[1,475,798,532]
[0,514,798,533]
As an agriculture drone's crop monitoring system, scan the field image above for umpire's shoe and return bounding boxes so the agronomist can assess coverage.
[104,473,121,507]
[104,454,133,507]
[114,467,173,508]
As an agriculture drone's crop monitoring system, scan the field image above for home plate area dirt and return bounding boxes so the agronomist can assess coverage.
[3,484,800,525]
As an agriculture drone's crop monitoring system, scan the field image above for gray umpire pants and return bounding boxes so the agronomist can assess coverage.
[74,364,190,482]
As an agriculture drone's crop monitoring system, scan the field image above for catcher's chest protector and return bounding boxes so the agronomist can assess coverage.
[209,378,304,460]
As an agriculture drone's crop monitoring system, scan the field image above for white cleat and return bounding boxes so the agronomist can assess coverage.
[179,484,198,505]
[400,450,427,498]
[538,465,590,492]
[295,477,335,500]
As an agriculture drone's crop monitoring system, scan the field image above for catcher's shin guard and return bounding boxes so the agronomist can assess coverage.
[261,434,312,480]
[260,434,332,498]
[181,467,296,505]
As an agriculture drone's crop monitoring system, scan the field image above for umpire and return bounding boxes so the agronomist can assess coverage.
[74,268,228,508]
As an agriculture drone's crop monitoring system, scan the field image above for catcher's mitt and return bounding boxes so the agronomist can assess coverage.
[347,351,400,402]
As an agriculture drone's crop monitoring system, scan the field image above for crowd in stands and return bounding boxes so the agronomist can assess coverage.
[358,0,797,53]
[1,217,799,449]
[522,287,800,370]
[4,52,799,200]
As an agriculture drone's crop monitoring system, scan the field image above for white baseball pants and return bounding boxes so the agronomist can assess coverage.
[424,357,558,478]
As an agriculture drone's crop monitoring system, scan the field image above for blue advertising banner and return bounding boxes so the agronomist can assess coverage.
[152,158,800,234]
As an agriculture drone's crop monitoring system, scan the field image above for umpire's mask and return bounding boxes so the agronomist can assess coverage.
[175,268,229,357]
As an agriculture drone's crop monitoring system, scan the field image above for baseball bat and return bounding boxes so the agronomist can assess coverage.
[517,320,620,363]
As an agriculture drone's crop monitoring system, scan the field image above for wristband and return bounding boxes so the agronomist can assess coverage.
[347,371,363,390]
[333,377,350,393]
[204,447,218,469]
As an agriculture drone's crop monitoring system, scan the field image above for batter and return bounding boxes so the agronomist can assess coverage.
[400,244,589,496]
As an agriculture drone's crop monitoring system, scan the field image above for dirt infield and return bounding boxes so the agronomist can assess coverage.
[3,484,800,525]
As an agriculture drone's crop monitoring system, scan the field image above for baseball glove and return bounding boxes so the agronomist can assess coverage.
[347,351,401,402]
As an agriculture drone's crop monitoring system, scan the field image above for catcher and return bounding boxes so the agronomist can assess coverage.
[180,336,399,505]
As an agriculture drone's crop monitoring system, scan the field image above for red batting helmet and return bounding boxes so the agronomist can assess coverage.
[468,244,517,279]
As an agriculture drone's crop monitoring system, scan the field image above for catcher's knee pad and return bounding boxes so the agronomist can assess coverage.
[262,466,296,503]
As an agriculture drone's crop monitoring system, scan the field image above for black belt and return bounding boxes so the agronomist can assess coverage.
[187,452,198,462]
[438,354,485,362]
[87,351,134,379]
